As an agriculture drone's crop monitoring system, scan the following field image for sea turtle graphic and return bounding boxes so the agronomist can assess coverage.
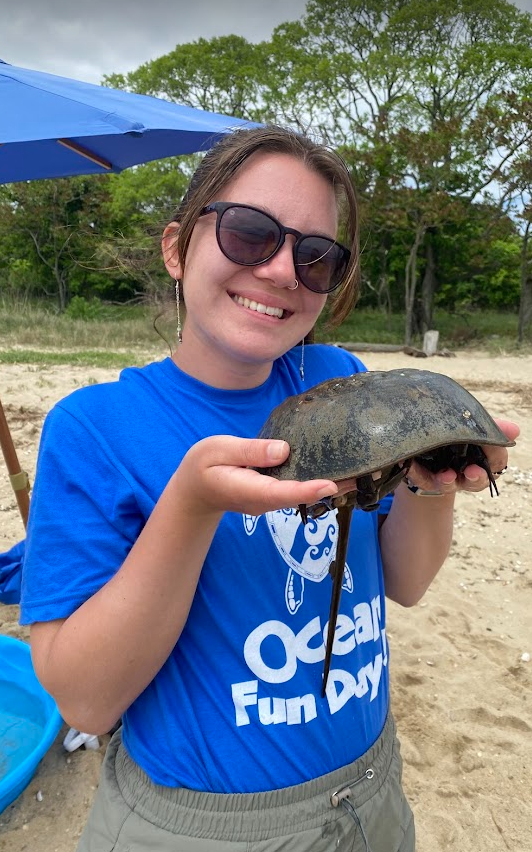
[243,508,353,614]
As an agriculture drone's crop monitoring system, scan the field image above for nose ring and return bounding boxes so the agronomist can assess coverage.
[288,279,299,290]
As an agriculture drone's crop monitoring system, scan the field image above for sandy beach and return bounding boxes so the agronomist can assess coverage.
[0,348,530,852]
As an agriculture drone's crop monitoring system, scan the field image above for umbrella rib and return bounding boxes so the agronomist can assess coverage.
[57,139,113,170]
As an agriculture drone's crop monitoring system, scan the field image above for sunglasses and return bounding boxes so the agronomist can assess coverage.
[198,202,350,294]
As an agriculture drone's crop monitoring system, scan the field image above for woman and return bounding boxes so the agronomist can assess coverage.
[21,126,518,852]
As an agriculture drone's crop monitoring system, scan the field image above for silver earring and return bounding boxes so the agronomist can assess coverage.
[288,279,299,290]
[175,277,182,344]
[299,338,305,381]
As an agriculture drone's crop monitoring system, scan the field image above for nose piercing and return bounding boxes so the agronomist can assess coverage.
[288,279,299,290]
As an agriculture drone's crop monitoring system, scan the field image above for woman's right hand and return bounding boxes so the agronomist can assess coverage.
[30,436,338,734]
[177,435,339,518]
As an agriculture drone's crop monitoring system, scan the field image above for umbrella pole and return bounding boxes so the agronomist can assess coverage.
[0,395,30,529]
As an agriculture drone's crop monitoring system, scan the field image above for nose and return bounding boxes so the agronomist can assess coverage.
[252,236,297,289]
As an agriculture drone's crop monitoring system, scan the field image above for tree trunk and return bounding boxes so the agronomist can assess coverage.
[420,232,437,333]
[404,224,425,345]
[376,242,392,317]
[518,222,532,344]
[377,272,392,316]
[55,263,69,312]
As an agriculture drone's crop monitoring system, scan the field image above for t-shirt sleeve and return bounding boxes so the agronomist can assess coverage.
[20,403,144,625]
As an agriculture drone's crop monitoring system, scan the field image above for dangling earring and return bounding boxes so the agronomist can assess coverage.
[175,276,182,345]
[299,337,305,381]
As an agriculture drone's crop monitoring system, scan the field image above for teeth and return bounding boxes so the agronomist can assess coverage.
[232,294,284,318]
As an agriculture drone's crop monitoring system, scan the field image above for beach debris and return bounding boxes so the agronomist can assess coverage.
[521,652,530,663]
[256,368,515,696]
[63,728,100,752]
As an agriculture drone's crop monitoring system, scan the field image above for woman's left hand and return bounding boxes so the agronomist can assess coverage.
[405,417,520,495]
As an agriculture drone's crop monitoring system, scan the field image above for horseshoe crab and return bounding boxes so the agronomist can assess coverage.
[256,368,515,695]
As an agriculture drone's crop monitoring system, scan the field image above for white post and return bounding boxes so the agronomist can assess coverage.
[423,330,439,356]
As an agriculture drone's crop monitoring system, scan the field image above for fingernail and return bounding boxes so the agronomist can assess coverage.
[267,440,288,462]
[316,484,337,499]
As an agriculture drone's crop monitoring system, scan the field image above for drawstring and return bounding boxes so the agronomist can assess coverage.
[330,768,375,852]
[340,798,372,851]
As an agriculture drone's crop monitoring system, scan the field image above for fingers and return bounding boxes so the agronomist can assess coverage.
[459,418,519,492]
[406,413,520,497]
[193,435,291,470]
[334,476,358,497]
[181,436,338,517]
[406,460,454,493]
[249,470,338,513]
[408,457,492,496]
[493,418,520,442]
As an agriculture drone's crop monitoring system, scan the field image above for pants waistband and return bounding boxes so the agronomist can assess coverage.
[113,713,396,842]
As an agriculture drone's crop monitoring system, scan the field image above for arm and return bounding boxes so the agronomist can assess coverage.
[30,436,338,735]
[379,483,454,606]
[379,418,520,608]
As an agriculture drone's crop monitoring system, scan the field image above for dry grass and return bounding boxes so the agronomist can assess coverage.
[1,301,531,366]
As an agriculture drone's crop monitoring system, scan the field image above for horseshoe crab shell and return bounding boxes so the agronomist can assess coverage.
[257,368,514,487]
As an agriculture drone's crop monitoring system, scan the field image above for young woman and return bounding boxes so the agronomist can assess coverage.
[21,126,518,852]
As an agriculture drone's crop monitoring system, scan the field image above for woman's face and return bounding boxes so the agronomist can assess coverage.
[164,151,339,388]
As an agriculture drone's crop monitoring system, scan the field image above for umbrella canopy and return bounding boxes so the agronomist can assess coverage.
[0,60,253,184]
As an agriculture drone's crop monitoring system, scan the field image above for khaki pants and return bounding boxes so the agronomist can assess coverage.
[77,713,414,852]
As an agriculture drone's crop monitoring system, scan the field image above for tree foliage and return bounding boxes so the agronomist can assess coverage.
[2,0,532,343]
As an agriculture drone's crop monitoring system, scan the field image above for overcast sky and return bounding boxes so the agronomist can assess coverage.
[1,1,308,85]
[2,0,532,86]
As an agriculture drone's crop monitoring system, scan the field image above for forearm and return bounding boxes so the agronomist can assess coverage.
[31,471,222,734]
[379,481,455,607]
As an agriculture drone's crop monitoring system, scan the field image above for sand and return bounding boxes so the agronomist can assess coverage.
[0,349,530,852]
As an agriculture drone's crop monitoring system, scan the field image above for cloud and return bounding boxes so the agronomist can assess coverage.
[2,0,307,84]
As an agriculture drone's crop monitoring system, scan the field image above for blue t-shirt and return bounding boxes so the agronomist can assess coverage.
[21,344,390,793]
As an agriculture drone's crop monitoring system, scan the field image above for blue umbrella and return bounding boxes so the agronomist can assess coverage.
[0,59,253,184]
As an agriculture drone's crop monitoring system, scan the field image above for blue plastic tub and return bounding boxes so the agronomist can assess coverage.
[0,635,62,815]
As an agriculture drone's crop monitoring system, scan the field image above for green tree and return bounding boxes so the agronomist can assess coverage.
[94,159,193,303]
[266,0,532,340]
[104,35,266,121]
[497,141,532,341]
[0,176,113,311]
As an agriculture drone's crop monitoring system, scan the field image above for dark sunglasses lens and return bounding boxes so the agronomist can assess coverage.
[218,206,280,265]
[296,237,348,293]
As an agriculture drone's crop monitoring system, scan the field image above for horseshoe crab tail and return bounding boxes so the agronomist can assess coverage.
[298,503,309,524]
[467,446,500,497]
[322,504,353,697]
[486,466,499,497]
[478,455,499,498]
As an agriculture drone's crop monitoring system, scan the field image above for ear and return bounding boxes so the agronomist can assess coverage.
[162,222,182,279]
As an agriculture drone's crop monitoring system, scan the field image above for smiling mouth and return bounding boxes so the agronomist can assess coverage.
[231,294,287,319]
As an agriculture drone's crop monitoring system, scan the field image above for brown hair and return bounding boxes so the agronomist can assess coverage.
[170,125,359,328]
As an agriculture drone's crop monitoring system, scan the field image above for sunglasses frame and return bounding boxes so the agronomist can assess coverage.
[199,202,350,294]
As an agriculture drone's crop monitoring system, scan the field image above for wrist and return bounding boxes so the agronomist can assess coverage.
[400,479,455,506]
[405,483,445,497]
